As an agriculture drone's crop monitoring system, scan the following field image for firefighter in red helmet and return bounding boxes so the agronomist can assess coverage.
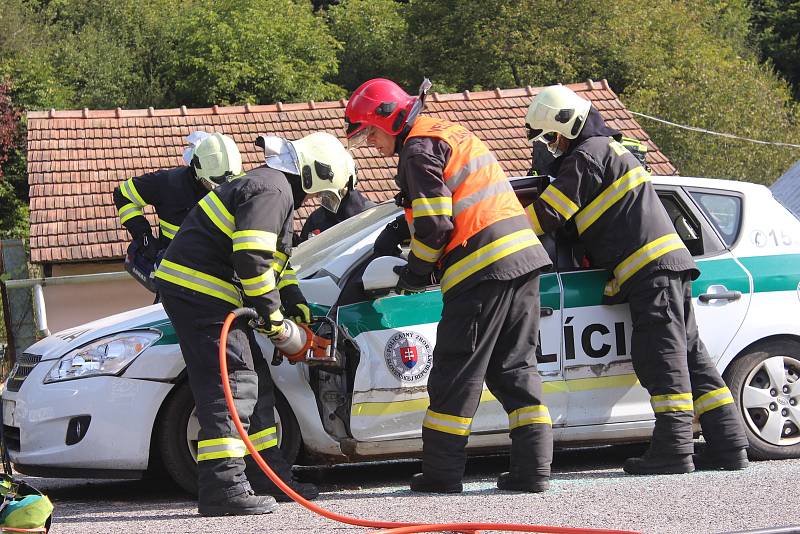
[346,78,554,493]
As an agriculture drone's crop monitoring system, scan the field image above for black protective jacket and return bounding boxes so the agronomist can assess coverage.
[112,166,207,247]
[527,108,697,301]
[298,189,375,242]
[155,166,298,321]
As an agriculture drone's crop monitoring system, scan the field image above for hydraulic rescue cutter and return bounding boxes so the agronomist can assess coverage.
[266,316,339,367]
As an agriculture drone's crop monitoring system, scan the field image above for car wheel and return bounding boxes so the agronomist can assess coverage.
[724,340,800,460]
[155,382,302,495]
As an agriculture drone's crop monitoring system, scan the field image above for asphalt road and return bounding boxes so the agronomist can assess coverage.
[27,444,800,534]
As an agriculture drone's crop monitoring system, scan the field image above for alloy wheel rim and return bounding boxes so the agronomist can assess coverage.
[741,355,800,446]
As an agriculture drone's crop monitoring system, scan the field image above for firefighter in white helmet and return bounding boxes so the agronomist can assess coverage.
[524,85,748,475]
[155,131,355,516]
[113,132,242,293]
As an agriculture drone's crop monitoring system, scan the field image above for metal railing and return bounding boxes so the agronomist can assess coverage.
[4,272,130,337]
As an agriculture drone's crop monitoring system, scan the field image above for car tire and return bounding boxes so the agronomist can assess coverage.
[723,340,800,460]
[155,382,302,496]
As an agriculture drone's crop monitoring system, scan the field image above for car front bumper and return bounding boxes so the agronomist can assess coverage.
[3,357,174,474]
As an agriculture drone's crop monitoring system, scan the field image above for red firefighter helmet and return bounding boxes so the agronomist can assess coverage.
[345,78,417,145]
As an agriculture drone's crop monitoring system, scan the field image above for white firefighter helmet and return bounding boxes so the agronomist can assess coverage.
[190,133,243,190]
[524,85,591,143]
[289,132,356,213]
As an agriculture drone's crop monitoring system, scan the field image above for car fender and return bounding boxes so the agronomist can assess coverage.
[717,288,800,372]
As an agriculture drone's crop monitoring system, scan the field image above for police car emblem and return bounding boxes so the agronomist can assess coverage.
[384,331,433,382]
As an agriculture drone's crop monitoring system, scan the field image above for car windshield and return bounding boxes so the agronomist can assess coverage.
[290,202,400,277]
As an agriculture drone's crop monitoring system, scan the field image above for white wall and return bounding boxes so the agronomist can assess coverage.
[43,262,155,334]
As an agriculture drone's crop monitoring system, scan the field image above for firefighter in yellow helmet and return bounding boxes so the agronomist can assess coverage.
[113,132,242,293]
[346,78,554,493]
[155,132,355,515]
[524,85,748,474]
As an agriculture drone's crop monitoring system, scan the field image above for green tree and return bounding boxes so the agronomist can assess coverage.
[0,82,28,240]
[166,0,345,106]
[404,0,800,183]
[326,0,414,91]
[750,0,800,99]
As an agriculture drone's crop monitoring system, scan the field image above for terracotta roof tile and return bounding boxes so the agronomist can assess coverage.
[26,79,676,264]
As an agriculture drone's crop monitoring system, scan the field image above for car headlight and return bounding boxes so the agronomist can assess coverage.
[43,330,161,383]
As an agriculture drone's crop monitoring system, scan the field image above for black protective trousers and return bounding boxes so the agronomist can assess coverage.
[628,270,748,456]
[160,289,293,502]
[422,272,553,485]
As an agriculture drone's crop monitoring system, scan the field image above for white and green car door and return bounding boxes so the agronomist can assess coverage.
[560,187,752,428]
[338,272,566,443]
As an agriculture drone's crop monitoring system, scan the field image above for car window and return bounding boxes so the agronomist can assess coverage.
[690,191,742,247]
[659,193,704,256]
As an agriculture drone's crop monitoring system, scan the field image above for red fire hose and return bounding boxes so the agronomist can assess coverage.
[220,308,640,534]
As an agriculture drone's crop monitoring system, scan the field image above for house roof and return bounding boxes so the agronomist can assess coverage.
[26,79,676,264]
[770,159,800,219]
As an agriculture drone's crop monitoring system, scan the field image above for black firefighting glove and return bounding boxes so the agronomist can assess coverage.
[280,284,311,325]
[393,265,429,295]
[136,232,161,262]
[374,215,410,257]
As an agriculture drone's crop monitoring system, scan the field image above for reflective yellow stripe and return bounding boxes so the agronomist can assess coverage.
[232,230,278,252]
[651,392,693,413]
[199,192,235,237]
[525,204,544,236]
[159,219,180,239]
[118,203,144,224]
[272,252,289,275]
[197,437,247,461]
[120,178,146,206]
[604,233,686,296]
[412,196,453,218]
[422,409,472,436]
[277,268,298,289]
[441,229,540,294]
[351,375,640,418]
[508,405,552,429]
[575,166,650,234]
[240,269,276,297]
[540,185,579,220]
[410,238,443,264]
[249,426,278,452]
[694,387,734,416]
[155,258,243,306]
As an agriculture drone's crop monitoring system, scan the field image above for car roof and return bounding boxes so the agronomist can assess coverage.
[510,174,770,196]
[650,175,770,195]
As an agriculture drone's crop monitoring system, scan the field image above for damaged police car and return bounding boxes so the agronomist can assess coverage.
[3,175,800,494]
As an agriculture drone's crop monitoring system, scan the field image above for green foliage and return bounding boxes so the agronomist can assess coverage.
[0,180,28,240]
[750,0,800,99]
[403,0,800,183]
[166,0,345,106]
[327,0,413,91]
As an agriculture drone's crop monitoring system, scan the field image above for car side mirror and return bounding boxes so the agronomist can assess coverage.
[362,256,407,298]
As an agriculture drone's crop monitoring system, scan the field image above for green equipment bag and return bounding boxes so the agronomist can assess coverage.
[0,475,53,531]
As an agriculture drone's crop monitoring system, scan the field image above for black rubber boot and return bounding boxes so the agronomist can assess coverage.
[623,451,694,475]
[198,490,278,517]
[246,448,319,501]
[409,473,463,494]
[251,478,320,502]
[497,472,549,493]
[692,448,748,471]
